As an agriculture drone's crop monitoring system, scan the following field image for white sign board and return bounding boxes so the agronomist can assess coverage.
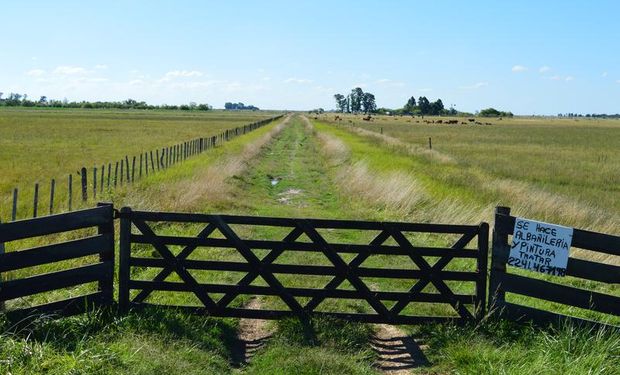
[507,218,573,276]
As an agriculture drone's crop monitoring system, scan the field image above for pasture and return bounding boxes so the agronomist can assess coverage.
[0,108,274,220]
[0,112,619,374]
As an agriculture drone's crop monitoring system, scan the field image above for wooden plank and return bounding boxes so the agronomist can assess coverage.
[5,292,105,320]
[118,207,132,313]
[493,212,620,256]
[476,222,489,319]
[497,301,617,329]
[130,234,479,258]
[0,234,111,272]
[128,280,476,303]
[129,257,479,281]
[123,210,478,234]
[0,205,113,243]
[0,262,112,301]
[499,272,620,316]
[567,258,620,284]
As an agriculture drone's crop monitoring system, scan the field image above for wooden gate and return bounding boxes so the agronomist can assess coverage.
[119,208,488,324]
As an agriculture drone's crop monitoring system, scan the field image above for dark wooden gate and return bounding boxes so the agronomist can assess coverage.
[119,208,488,324]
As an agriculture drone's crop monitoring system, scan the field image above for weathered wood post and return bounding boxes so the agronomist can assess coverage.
[33,183,39,217]
[107,163,111,188]
[0,218,4,311]
[428,137,432,150]
[68,174,73,211]
[97,202,115,306]
[150,151,155,173]
[118,206,132,314]
[139,153,143,178]
[488,206,511,312]
[49,178,55,215]
[114,162,119,187]
[100,165,105,193]
[120,159,124,186]
[125,156,130,182]
[131,156,136,182]
[11,188,18,221]
[80,167,88,202]
[93,167,97,199]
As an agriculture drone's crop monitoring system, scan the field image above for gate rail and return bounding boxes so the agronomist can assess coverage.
[118,207,489,324]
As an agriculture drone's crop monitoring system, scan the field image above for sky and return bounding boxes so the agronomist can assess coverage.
[1,0,619,114]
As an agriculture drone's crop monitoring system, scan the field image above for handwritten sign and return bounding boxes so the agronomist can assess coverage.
[507,218,573,276]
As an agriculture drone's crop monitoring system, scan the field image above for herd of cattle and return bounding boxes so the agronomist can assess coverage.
[331,115,494,126]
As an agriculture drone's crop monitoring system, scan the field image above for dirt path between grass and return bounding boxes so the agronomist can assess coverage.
[371,324,430,374]
[231,298,273,367]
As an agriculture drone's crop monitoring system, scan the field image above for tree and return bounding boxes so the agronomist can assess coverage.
[39,96,47,104]
[333,94,346,112]
[361,92,376,113]
[417,96,430,115]
[350,87,364,112]
[403,96,416,114]
[429,99,444,115]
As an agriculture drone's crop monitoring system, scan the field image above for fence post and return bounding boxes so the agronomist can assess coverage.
[476,222,489,320]
[68,174,73,211]
[93,167,97,199]
[100,165,105,193]
[119,206,132,314]
[139,153,143,178]
[150,151,155,173]
[125,156,130,182]
[107,163,111,189]
[11,188,17,221]
[488,206,511,313]
[49,178,55,215]
[131,156,136,182]
[120,160,124,186]
[33,183,39,218]
[428,137,432,150]
[81,167,88,201]
[97,202,115,306]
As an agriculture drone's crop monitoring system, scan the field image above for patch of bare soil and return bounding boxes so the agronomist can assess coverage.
[231,297,273,367]
[371,324,430,374]
[277,188,303,204]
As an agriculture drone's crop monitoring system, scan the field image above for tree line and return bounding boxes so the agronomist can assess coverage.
[333,87,377,114]
[224,102,259,111]
[0,92,212,111]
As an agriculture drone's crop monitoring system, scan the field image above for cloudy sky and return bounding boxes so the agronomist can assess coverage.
[1,0,619,114]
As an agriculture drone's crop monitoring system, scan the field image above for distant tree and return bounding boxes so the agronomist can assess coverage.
[361,92,376,113]
[403,96,416,114]
[417,96,430,115]
[224,102,233,110]
[350,87,364,112]
[39,96,47,104]
[479,107,513,117]
[429,99,444,115]
[333,93,346,112]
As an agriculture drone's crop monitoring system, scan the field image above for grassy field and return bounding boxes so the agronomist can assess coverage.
[1,113,619,374]
[0,108,276,221]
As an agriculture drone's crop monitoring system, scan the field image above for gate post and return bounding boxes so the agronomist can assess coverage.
[488,206,511,313]
[119,206,132,314]
[97,202,115,306]
[475,222,489,320]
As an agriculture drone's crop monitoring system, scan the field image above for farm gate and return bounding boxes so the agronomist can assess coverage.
[118,207,489,324]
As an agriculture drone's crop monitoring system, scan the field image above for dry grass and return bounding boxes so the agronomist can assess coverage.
[123,116,291,212]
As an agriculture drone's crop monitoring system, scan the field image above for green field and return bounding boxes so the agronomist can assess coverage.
[0,108,276,220]
[1,112,619,374]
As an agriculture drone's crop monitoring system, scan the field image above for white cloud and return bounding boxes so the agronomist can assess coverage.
[539,66,551,73]
[284,78,313,84]
[165,70,204,78]
[602,72,608,77]
[512,65,528,72]
[549,75,562,81]
[94,64,108,70]
[417,88,433,92]
[565,76,574,81]
[53,66,89,75]
[616,79,620,84]
[375,78,405,87]
[459,82,488,90]
[26,69,46,77]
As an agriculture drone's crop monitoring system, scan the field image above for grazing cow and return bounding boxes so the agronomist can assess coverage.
[446,120,458,124]
[461,122,467,125]
[436,119,443,124]
[362,115,372,121]
[468,118,475,122]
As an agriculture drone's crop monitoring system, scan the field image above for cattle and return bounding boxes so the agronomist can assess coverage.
[334,115,341,121]
[468,118,475,122]
[446,120,459,124]
[436,119,443,124]
[362,115,372,121]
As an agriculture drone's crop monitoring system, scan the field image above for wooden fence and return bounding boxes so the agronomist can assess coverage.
[4,115,284,222]
[489,206,620,327]
[118,208,489,324]
[0,203,115,319]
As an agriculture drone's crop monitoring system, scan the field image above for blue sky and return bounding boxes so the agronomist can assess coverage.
[1,0,619,114]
